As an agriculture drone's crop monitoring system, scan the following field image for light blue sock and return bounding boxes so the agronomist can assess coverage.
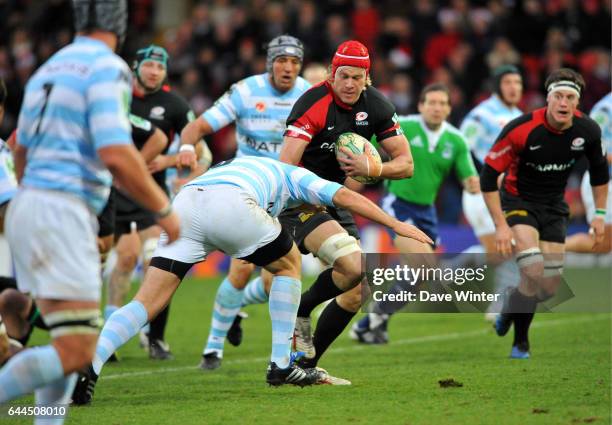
[203,277,243,357]
[268,276,301,368]
[103,304,118,321]
[33,373,77,425]
[93,300,147,375]
[242,277,269,306]
[0,345,64,402]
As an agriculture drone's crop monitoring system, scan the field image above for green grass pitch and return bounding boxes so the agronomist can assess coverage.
[7,273,612,425]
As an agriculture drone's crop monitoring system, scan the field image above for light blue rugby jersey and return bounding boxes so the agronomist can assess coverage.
[590,93,612,158]
[0,139,17,206]
[460,94,522,164]
[17,36,132,213]
[184,156,342,217]
[202,74,310,159]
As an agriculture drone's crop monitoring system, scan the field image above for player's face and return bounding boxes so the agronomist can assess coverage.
[332,67,367,105]
[138,60,166,91]
[418,90,451,128]
[271,56,301,93]
[499,74,523,106]
[546,89,579,130]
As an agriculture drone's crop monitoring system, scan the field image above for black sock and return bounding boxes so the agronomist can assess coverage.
[300,299,356,368]
[149,304,170,342]
[508,288,537,348]
[297,269,343,317]
[0,276,17,292]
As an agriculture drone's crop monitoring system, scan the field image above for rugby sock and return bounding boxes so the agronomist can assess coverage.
[0,345,64,402]
[302,299,355,368]
[242,277,269,306]
[103,305,119,322]
[93,300,147,375]
[149,305,170,342]
[203,278,243,357]
[268,276,301,368]
[513,313,535,348]
[508,288,537,348]
[33,373,77,425]
[297,269,343,317]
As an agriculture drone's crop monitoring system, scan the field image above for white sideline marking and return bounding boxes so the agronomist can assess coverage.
[103,314,610,381]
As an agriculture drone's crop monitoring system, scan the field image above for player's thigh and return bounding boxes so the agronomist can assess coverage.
[263,243,301,278]
[511,224,539,252]
[115,231,141,267]
[6,190,101,302]
[134,266,183,321]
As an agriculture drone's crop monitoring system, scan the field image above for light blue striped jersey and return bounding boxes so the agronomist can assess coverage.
[202,74,310,159]
[184,156,342,217]
[590,93,612,156]
[17,36,132,213]
[460,95,522,164]
[0,139,17,206]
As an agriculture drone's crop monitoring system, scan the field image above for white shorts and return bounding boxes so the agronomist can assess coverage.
[5,189,102,301]
[581,172,612,224]
[154,185,281,263]
[462,191,496,237]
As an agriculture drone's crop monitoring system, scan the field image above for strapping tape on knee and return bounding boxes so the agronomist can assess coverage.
[316,233,361,266]
[143,237,159,264]
[516,247,543,269]
[44,309,102,338]
[543,259,564,278]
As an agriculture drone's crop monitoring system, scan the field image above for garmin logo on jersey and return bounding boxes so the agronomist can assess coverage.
[571,137,585,151]
[526,159,575,172]
[356,111,369,126]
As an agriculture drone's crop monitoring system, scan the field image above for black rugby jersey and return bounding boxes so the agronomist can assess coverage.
[131,85,195,191]
[483,108,608,203]
[284,82,402,183]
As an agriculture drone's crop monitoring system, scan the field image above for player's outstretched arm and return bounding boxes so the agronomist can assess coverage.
[332,187,432,245]
[98,144,180,242]
[279,136,308,165]
[178,116,214,170]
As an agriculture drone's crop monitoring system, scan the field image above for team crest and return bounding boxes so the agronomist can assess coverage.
[571,137,585,150]
[356,112,368,121]
[255,102,266,112]
[150,106,165,119]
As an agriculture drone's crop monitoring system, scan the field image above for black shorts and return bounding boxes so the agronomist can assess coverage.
[278,206,360,254]
[114,188,156,238]
[501,191,569,243]
[238,226,294,267]
[97,190,116,238]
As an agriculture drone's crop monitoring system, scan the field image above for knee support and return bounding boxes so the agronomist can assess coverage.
[43,309,102,339]
[543,258,564,278]
[516,247,544,270]
[316,233,361,266]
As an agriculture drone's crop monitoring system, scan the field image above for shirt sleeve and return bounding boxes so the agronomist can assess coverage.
[284,86,328,143]
[583,117,610,186]
[454,136,478,181]
[284,164,343,206]
[202,82,242,132]
[372,93,403,142]
[86,55,133,150]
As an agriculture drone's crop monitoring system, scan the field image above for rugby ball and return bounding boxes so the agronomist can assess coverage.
[335,132,382,184]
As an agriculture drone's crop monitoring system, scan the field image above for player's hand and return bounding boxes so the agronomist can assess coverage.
[392,221,434,245]
[148,155,175,173]
[338,145,381,178]
[590,216,605,250]
[495,224,514,257]
[464,176,480,194]
[177,149,197,172]
[157,210,181,243]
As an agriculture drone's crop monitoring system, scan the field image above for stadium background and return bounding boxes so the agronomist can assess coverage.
[0,0,610,262]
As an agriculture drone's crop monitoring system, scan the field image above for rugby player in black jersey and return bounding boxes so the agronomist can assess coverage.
[280,40,431,383]
[481,68,609,359]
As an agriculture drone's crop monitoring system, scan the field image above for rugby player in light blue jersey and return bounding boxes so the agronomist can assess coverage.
[566,92,612,253]
[179,35,312,369]
[72,156,431,400]
[0,1,180,421]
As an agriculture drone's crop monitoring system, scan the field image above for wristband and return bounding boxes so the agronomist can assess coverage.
[179,144,196,153]
[155,204,173,219]
[595,209,606,217]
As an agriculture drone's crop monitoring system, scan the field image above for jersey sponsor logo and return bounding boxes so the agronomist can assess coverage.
[320,142,336,152]
[298,211,316,222]
[571,137,585,151]
[255,102,266,112]
[245,137,281,153]
[274,101,292,107]
[488,145,511,159]
[525,159,575,172]
[150,106,165,120]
